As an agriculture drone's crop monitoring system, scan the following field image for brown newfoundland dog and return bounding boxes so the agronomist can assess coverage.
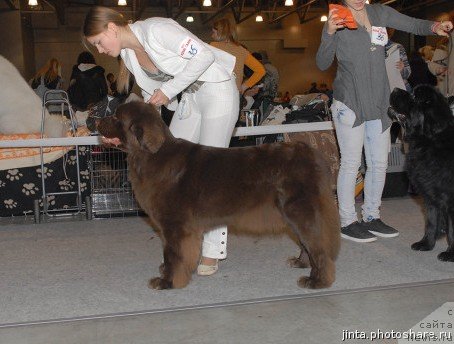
[97,102,340,290]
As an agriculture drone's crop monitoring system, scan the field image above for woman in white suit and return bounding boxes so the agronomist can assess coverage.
[84,6,239,276]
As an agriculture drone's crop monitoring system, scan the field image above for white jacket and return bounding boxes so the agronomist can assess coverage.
[120,18,236,109]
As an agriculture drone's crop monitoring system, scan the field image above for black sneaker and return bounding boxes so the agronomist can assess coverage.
[341,222,377,243]
[363,219,399,238]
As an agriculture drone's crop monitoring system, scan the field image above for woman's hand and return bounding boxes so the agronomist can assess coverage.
[149,89,170,107]
[244,86,259,97]
[102,137,122,146]
[240,84,249,95]
[433,21,453,37]
[327,9,346,35]
[396,60,404,72]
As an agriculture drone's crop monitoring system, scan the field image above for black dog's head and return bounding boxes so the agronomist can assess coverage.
[97,101,169,153]
[389,85,454,139]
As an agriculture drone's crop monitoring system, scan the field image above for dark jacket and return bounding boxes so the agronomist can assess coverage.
[68,64,108,111]
[408,53,437,88]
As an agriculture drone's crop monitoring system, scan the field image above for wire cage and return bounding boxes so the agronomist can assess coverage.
[387,143,407,173]
[89,146,141,217]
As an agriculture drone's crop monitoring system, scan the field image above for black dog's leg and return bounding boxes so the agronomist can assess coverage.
[411,202,439,251]
[438,214,454,262]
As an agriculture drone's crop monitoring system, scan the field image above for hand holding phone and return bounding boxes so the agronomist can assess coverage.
[328,4,358,30]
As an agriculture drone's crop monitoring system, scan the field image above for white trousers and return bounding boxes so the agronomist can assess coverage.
[169,77,239,259]
[331,100,391,227]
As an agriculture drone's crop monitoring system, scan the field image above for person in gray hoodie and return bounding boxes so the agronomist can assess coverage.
[316,0,452,243]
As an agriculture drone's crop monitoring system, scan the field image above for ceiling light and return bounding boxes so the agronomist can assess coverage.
[118,0,127,6]
[255,15,263,22]
[203,0,212,6]
[284,0,293,6]
[28,0,38,6]
[186,16,194,22]
[320,15,328,22]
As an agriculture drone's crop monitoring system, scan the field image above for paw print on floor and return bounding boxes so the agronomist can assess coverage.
[80,170,90,181]
[59,179,75,191]
[80,182,88,192]
[22,183,39,196]
[78,146,87,156]
[0,180,5,188]
[36,167,53,179]
[4,199,17,209]
[67,155,77,166]
[39,195,56,207]
[6,169,23,181]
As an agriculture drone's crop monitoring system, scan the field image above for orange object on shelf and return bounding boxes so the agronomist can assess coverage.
[329,4,358,29]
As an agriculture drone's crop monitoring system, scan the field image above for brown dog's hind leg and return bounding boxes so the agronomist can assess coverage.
[279,198,336,289]
[297,252,335,289]
[148,231,202,290]
[287,244,311,268]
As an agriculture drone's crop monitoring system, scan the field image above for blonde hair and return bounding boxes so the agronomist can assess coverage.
[33,58,60,84]
[212,18,238,44]
[83,6,131,93]
[418,45,435,61]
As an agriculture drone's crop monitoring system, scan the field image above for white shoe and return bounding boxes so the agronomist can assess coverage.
[197,262,219,276]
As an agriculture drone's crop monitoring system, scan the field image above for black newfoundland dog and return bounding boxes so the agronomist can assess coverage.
[389,85,454,261]
[97,102,340,290]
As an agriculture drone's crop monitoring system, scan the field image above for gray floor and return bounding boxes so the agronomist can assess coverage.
[0,280,453,344]
[1,197,454,343]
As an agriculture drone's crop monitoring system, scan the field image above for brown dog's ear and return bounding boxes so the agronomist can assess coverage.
[131,124,165,153]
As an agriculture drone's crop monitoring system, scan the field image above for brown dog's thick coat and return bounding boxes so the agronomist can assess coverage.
[98,102,340,290]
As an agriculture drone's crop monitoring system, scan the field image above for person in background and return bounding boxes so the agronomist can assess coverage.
[83,6,239,277]
[255,50,280,114]
[316,0,452,243]
[281,91,291,103]
[385,28,412,92]
[30,58,63,90]
[319,83,333,105]
[68,51,108,111]
[408,47,437,88]
[307,82,320,94]
[428,38,448,95]
[210,18,265,94]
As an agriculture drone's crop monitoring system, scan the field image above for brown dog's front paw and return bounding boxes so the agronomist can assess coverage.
[148,277,173,290]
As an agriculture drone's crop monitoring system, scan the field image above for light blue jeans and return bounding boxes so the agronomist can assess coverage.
[331,100,391,227]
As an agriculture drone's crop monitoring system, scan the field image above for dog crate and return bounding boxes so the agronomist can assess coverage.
[89,146,141,217]
[383,143,408,198]
[387,142,406,173]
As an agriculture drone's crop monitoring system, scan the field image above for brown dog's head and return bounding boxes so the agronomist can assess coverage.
[97,101,169,153]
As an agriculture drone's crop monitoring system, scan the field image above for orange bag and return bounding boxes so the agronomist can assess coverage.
[329,4,358,29]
